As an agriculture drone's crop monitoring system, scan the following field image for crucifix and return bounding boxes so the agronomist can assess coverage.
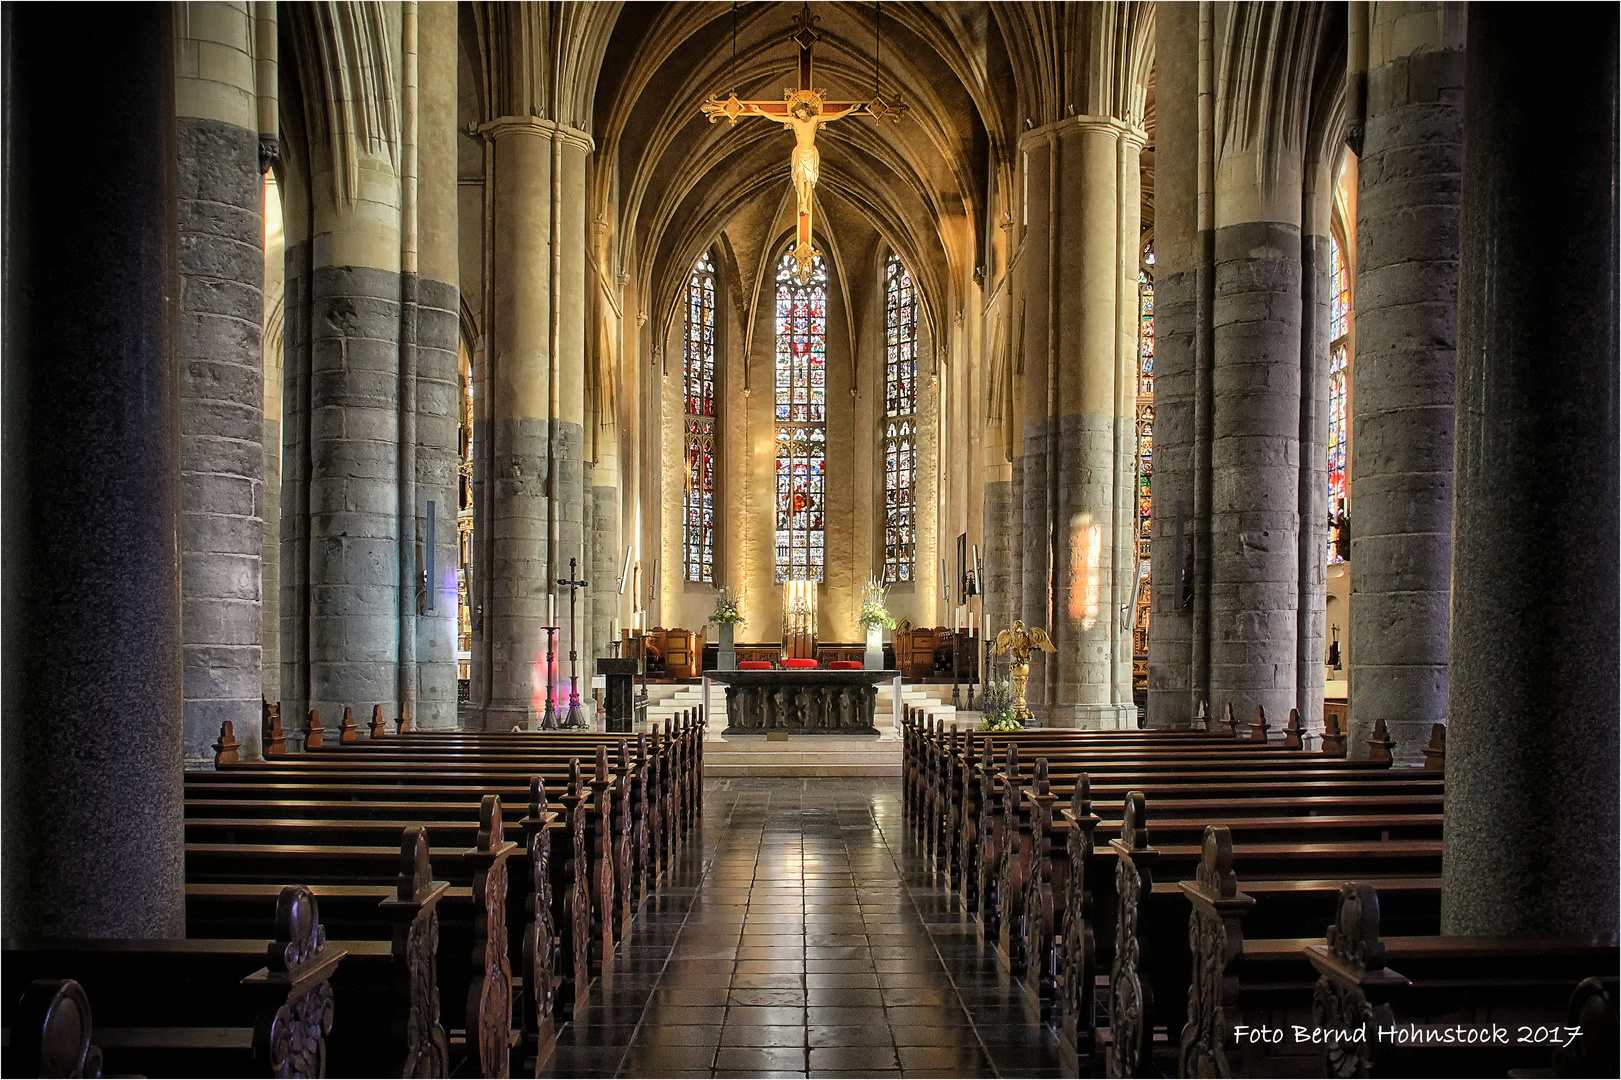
[557,557,589,729]
[701,3,906,282]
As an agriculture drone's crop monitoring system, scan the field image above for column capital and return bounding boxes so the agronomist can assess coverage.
[475,115,595,153]
[1020,114,1148,153]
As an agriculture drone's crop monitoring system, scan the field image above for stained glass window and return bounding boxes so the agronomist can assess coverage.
[1328,235,1349,561]
[774,251,826,581]
[684,253,717,582]
[1136,269,1154,560]
[1138,268,1155,397]
[883,255,917,581]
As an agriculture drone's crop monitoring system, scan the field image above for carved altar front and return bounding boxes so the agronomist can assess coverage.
[711,669,898,734]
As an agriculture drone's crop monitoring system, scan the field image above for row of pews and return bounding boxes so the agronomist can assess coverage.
[901,705,1617,1077]
[3,702,708,1077]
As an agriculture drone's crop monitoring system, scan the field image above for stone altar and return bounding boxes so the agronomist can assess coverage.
[710,669,900,734]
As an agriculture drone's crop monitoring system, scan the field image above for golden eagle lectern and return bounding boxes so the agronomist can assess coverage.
[993,621,1056,722]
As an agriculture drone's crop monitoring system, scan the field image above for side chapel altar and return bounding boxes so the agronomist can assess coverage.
[708,668,901,735]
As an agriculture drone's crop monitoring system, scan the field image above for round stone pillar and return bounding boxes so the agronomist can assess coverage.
[1442,5,1619,935]
[2,4,185,937]
[411,0,464,730]
[175,1,267,764]
[1349,5,1466,761]
[1021,117,1144,729]
[1208,196,1303,727]
[468,118,592,731]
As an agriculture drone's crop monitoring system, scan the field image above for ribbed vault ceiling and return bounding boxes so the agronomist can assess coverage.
[591,2,1017,340]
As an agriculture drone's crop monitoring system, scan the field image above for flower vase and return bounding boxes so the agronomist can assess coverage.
[864,624,884,670]
[718,621,737,670]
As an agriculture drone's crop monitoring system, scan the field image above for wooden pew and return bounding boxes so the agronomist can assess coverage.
[909,717,1447,1063]
[1085,790,1447,1074]
[192,719,700,1070]
[1180,862,1618,1077]
[188,763,599,1071]
[3,886,344,1078]
[186,706,705,1075]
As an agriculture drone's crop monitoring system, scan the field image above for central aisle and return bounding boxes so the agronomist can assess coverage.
[540,778,1067,1078]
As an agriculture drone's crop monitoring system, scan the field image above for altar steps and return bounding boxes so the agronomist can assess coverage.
[701,734,902,777]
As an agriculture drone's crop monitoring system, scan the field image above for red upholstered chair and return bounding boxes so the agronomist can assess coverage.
[738,660,773,670]
[784,658,818,669]
[827,660,862,670]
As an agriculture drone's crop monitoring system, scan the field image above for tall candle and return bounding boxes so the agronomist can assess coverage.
[548,592,555,627]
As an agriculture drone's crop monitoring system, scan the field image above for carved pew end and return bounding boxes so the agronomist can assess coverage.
[1248,704,1270,742]
[213,721,242,766]
[1421,723,1445,771]
[338,706,359,744]
[368,704,388,739]
[377,827,450,1076]
[261,697,287,757]
[1283,707,1305,750]
[1321,710,1347,757]
[242,885,347,1077]
[1367,718,1396,766]
[11,978,102,1079]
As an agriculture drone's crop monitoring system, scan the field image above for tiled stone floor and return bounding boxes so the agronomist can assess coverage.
[540,777,1067,1078]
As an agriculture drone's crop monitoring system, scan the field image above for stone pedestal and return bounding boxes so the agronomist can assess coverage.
[864,625,884,670]
[1059,703,1140,731]
[717,623,737,671]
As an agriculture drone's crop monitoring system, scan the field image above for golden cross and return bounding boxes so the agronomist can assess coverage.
[701,3,906,281]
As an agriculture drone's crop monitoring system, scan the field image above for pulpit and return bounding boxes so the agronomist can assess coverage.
[596,658,637,733]
[896,627,937,679]
[663,628,703,680]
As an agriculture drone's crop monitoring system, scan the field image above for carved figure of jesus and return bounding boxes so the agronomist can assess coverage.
[699,4,905,280]
[786,100,823,214]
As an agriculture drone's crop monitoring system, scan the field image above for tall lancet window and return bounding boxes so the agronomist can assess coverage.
[1328,234,1350,562]
[684,253,717,582]
[774,251,827,582]
[883,254,918,581]
[1136,264,1155,561]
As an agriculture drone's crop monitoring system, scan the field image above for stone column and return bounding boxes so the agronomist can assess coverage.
[412,0,462,728]
[1025,116,1144,729]
[263,181,284,704]
[1295,170,1332,739]
[1146,3,1203,728]
[1348,3,1465,761]
[278,7,405,726]
[1018,134,1058,711]
[1207,154,1304,726]
[467,118,592,731]
[591,413,623,666]
[1442,4,1618,936]
[2,4,184,937]
[175,1,265,763]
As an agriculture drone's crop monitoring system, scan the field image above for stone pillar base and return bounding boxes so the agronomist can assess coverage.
[463,703,532,733]
[1049,703,1140,730]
